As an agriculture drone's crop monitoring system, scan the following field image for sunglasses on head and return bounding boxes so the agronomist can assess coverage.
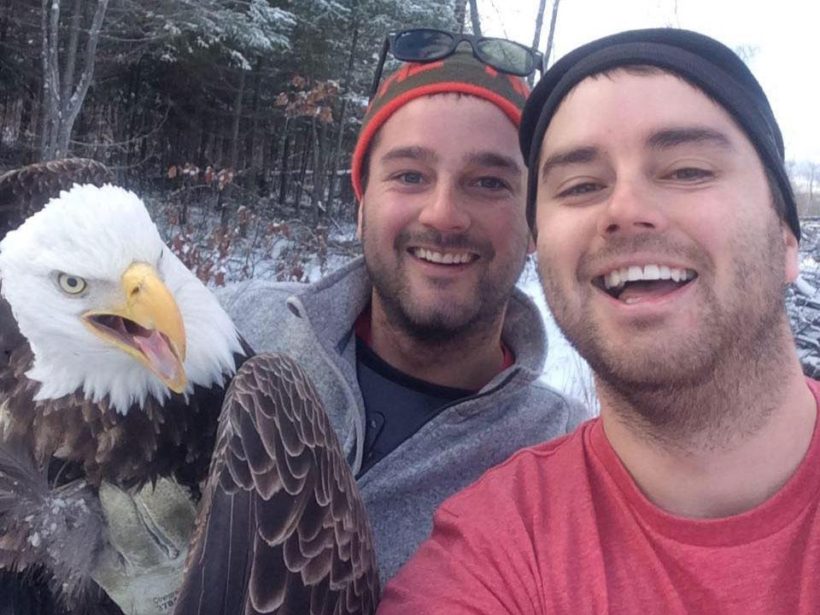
[369,28,544,101]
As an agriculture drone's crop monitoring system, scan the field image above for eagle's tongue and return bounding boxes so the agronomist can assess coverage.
[134,331,181,381]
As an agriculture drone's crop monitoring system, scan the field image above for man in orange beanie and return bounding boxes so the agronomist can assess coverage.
[222,28,588,582]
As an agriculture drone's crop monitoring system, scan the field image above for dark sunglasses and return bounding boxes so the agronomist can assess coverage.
[369,28,544,100]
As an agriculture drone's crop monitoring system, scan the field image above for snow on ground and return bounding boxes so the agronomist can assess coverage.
[517,259,599,411]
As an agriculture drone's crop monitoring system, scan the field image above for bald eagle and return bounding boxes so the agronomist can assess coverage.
[0,182,247,612]
[0,178,378,615]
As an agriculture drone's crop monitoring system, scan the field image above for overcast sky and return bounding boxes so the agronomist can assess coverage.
[483,0,820,163]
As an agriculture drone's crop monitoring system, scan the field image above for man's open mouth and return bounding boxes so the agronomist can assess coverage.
[409,247,479,265]
[593,264,698,304]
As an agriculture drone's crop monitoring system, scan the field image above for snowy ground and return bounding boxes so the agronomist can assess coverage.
[517,260,598,409]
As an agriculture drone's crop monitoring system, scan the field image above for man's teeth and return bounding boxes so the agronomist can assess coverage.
[413,248,474,265]
[603,265,695,290]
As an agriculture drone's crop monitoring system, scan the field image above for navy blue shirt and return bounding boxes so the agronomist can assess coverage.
[356,337,474,477]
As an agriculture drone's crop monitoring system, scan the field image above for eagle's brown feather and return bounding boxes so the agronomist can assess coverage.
[0,158,112,239]
[176,353,379,615]
[0,342,234,493]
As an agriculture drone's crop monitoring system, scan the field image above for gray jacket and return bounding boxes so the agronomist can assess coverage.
[219,257,589,581]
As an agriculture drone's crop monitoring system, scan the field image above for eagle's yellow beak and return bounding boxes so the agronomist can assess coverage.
[83,262,187,393]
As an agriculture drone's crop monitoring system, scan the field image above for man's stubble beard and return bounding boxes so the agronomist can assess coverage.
[538,222,794,449]
[362,220,527,345]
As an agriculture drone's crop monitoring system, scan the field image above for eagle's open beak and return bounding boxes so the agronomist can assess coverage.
[83,262,187,393]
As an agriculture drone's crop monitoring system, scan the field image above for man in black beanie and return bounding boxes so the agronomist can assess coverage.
[378,29,820,614]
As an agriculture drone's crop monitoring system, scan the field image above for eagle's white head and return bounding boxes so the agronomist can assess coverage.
[0,184,242,414]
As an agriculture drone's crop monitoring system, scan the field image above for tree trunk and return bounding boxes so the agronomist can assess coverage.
[0,0,13,44]
[278,123,290,207]
[295,126,311,214]
[40,0,60,159]
[468,0,481,36]
[246,56,263,176]
[530,0,548,86]
[222,69,246,228]
[124,57,143,169]
[229,68,245,171]
[310,117,328,226]
[57,0,108,158]
[61,0,83,104]
[20,68,37,160]
[41,0,109,160]
[544,0,562,68]
[327,0,359,215]
[197,112,209,167]
[454,0,467,33]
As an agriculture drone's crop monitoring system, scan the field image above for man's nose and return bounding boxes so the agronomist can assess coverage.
[597,179,668,237]
[417,182,471,232]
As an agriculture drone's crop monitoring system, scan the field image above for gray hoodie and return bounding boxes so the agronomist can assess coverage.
[218,257,589,581]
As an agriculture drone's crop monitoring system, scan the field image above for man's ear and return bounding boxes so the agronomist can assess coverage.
[783,224,800,284]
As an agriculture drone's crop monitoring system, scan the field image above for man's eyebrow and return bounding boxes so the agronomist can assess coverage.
[647,127,733,150]
[379,146,438,164]
[467,152,523,176]
[539,146,599,182]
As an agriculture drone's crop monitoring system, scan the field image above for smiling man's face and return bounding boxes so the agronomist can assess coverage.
[534,70,798,389]
[359,94,531,342]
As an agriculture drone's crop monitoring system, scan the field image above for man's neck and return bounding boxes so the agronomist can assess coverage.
[599,347,816,519]
[367,299,507,392]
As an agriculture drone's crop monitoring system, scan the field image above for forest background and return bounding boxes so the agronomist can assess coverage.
[2,0,819,279]
[0,0,562,284]
[3,0,820,398]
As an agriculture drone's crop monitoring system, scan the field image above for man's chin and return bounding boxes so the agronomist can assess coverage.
[383,298,483,343]
[403,308,478,341]
[580,333,721,393]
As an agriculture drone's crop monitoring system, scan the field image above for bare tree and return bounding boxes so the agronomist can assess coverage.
[40,0,109,160]
[327,0,361,216]
[530,0,548,85]
[544,0,561,68]
[467,0,481,36]
[454,0,467,33]
[804,161,819,214]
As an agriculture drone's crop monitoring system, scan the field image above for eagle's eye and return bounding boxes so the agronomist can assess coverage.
[57,273,88,295]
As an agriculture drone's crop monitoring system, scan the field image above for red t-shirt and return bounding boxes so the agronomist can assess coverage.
[379,380,820,614]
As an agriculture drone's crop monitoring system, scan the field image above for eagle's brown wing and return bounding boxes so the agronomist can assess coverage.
[0,295,22,366]
[175,353,380,615]
[0,158,113,238]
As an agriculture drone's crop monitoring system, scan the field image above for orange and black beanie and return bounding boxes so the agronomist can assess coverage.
[351,50,530,201]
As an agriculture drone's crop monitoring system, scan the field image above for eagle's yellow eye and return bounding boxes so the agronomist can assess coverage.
[57,273,87,295]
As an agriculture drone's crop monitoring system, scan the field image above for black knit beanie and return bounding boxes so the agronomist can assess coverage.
[352,50,530,200]
[520,28,799,241]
